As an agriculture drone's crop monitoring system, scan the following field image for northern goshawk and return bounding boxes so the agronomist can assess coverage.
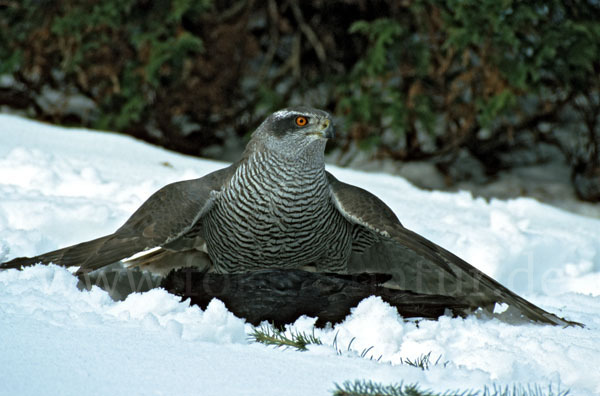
[1,107,576,326]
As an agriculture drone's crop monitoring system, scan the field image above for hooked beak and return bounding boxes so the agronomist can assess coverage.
[320,118,335,139]
[306,118,335,140]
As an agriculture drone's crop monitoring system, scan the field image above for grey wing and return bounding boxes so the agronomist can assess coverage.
[1,164,237,274]
[327,172,578,326]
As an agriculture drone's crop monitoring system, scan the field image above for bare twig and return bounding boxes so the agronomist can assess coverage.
[258,0,281,81]
[215,0,249,23]
[289,0,327,63]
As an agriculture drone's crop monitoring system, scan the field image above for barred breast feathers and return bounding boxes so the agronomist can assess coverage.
[202,151,354,273]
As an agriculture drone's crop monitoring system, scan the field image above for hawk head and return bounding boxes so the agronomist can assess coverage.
[246,106,334,160]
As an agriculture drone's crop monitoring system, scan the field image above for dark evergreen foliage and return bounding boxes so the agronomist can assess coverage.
[1,0,598,199]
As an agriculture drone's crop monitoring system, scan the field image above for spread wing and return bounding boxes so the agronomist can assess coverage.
[327,172,578,326]
[1,164,237,274]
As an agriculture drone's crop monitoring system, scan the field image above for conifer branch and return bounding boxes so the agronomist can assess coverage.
[332,380,570,396]
[249,323,322,351]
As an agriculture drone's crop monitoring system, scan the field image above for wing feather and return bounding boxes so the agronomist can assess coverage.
[327,172,579,326]
[1,164,237,274]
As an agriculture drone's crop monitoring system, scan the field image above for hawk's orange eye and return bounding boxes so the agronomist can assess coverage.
[295,116,308,127]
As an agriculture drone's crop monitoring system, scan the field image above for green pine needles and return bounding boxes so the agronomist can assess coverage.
[249,323,322,351]
[248,325,569,396]
[400,352,445,371]
[333,380,570,396]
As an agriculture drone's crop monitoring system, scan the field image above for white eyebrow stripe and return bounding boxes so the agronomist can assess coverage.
[272,110,301,120]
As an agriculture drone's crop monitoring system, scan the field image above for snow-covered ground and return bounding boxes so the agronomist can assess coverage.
[0,114,599,395]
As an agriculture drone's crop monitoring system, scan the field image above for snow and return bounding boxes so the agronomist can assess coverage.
[0,114,599,395]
